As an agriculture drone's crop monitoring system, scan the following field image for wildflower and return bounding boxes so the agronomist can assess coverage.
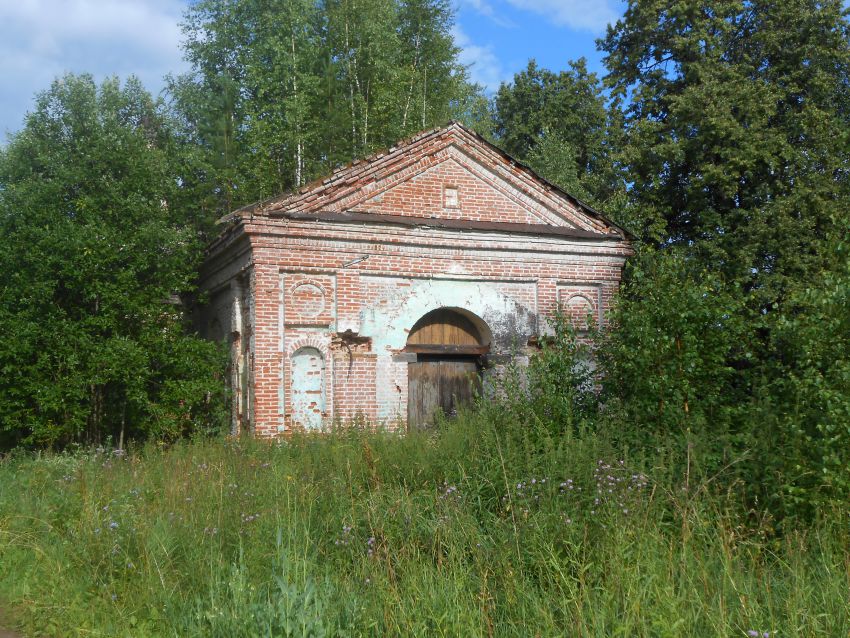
[440,484,459,499]
[109,521,119,530]
[335,524,353,546]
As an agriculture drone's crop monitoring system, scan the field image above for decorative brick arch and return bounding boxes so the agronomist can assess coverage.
[561,294,596,331]
[288,278,329,294]
[286,335,328,357]
[288,279,330,320]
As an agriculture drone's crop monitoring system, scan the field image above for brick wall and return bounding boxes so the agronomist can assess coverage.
[199,123,632,437]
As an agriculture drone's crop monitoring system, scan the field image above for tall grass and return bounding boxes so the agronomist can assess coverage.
[0,411,847,637]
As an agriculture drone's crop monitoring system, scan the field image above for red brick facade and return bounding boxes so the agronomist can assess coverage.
[199,122,632,436]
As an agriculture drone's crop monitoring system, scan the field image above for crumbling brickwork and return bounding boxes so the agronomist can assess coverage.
[199,122,632,436]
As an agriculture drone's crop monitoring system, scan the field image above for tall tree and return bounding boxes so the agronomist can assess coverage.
[492,59,626,210]
[242,0,325,196]
[0,74,224,448]
[598,0,850,511]
[171,0,480,226]
[601,0,850,306]
[324,0,403,154]
[169,0,252,218]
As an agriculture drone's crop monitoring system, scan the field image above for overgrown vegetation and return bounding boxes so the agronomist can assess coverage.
[1,0,849,633]
[0,76,226,449]
[1,413,848,637]
[2,335,849,636]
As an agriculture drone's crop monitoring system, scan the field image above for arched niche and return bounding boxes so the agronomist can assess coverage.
[290,346,326,430]
[563,294,595,331]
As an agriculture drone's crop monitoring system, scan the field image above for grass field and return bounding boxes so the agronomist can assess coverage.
[0,412,848,637]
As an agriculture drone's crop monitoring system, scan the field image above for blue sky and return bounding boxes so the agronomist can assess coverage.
[0,0,625,139]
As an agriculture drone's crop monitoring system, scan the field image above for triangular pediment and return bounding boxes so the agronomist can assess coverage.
[347,149,562,225]
[238,122,623,236]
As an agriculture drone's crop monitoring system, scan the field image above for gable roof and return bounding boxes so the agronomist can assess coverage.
[223,121,628,239]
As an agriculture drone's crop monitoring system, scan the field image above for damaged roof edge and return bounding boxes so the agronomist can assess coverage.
[453,122,634,240]
[266,210,627,241]
[214,121,633,239]
[216,122,456,225]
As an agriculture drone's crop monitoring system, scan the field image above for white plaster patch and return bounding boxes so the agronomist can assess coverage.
[359,276,538,352]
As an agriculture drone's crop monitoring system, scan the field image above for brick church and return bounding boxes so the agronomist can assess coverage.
[198,122,632,436]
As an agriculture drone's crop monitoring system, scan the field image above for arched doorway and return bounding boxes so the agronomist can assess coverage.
[405,308,490,429]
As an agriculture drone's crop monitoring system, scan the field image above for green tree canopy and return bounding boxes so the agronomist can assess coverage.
[0,74,225,448]
[491,59,627,210]
[601,0,850,305]
[597,0,850,512]
[170,0,482,224]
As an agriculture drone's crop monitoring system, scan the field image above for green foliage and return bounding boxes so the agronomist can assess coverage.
[170,0,482,222]
[595,0,850,516]
[519,313,600,433]
[491,59,627,211]
[0,426,847,636]
[184,540,330,637]
[600,0,850,299]
[0,74,227,448]
[599,248,749,450]
[749,226,850,515]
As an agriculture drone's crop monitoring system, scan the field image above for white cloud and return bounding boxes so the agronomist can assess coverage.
[504,0,618,32]
[460,0,497,17]
[0,0,188,138]
[457,0,516,28]
[451,25,507,91]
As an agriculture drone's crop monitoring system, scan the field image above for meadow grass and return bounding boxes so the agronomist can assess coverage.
[0,411,847,637]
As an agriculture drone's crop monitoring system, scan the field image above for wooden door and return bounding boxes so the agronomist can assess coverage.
[408,358,480,429]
